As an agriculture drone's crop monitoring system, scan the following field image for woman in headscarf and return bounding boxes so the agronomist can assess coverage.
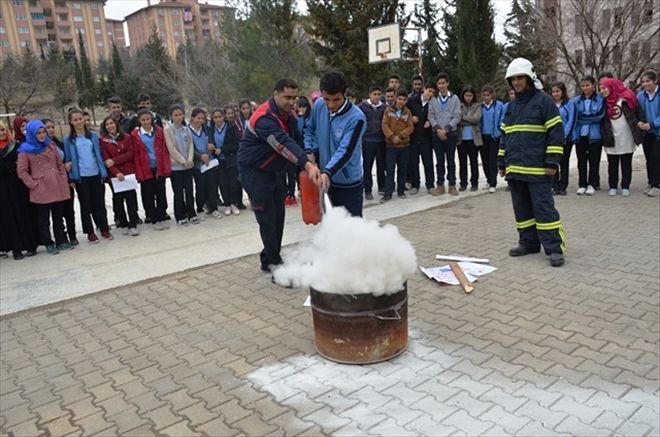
[598,78,641,196]
[0,120,39,259]
[16,120,72,255]
[12,116,27,144]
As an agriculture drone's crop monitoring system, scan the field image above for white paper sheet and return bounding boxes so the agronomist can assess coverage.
[110,173,138,193]
[420,266,477,285]
[200,158,219,173]
[457,262,498,277]
[303,296,311,307]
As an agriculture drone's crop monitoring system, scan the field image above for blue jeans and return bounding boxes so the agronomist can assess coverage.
[432,133,457,186]
[328,183,363,217]
[385,147,410,196]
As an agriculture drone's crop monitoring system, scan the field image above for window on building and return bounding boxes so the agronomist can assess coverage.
[58,13,68,21]
[43,8,51,16]
[31,12,45,20]
[93,16,99,22]
[0,41,10,47]
[575,49,583,67]
[0,27,6,34]
[35,26,45,34]
[96,40,103,47]
[77,27,84,34]
[91,2,98,9]
[29,0,39,6]
[16,14,27,21]
[73,15,83,22]
[612,44,622,60]
[71,3,81,9]
[158,9,164,16]
[18,27,30,34]
[95,28,101,34]
[642,42,651,54]
[214,11,220,18]
[174,31,180,36]
[643,0,654,23]
[60,26,70,33]
[171,9,179,15]
[20,41,30,48]
[13,0,25,6]
[631,11,640,26]
[613,7,623,26]
[575,15,583,33]
[54,0,65,7]
[601,9,610,28]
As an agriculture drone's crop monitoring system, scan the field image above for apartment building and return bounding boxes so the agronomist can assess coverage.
[124,0,232,57]
[0,0,121,63]
[536,0,659,88]
[106,18,125,49]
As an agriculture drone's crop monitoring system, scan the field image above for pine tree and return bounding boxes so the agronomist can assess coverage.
[412,0,443,81]
[111,41,124,79]
[441,0,461,91]
[305,0,409,98]
[502,0,549,78]
[455,0,499,90]
[76,30,96,112]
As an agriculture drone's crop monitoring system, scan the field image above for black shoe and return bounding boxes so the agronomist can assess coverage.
[559,189,567,196]
[12,251,24,260]
[550,253,565,267]
[509,245,541,257]
[25,249,37,257]
[365,192,374,200]
[397,193,407,199]
[237,204,247,210]
[553,188,560,195]
[70,238,79,246]
[164,214,171,221]
[459,185,467,192]
[261,264,271,272]
[380,195,392,203]
[137,217,144,225]
[0,252,7,259]
[470,186,478,192]
[271,275,293,288]
[378,189,385,195]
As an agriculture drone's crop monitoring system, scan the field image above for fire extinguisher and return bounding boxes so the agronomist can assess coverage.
[298,169,322,225]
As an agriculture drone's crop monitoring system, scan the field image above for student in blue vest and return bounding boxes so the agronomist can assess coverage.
[637,70,660,197]
[479,85,505,193]
[209,108,241,215]
[571,75,605,195]
[189,107,222,219]
[550,82,576,195]
[304,71,367,216]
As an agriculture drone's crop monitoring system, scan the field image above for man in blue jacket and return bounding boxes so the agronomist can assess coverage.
[238,78,321,272]
[305,71,367,217]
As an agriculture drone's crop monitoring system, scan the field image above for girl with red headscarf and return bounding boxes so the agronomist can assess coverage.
[12,116,27,144]
[598,78,641,196]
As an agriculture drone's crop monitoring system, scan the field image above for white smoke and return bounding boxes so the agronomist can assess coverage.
[272,204,417,295]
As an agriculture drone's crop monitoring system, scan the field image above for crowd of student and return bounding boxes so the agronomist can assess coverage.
[0,68,658,261]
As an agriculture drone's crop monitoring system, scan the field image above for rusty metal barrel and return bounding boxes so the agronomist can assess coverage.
[309,282,408,364]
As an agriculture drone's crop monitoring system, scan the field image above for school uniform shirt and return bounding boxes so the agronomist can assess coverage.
[637,85,660,137]
[164,122,193,171]
[140,127,158,169]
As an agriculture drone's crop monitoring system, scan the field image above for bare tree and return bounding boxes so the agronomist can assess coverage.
[0,51,47,116]
[539,0,659,89]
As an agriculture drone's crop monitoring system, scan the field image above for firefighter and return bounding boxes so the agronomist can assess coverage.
[498,58,566,267]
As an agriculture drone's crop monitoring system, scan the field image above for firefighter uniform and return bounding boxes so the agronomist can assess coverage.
[498,58,566,265]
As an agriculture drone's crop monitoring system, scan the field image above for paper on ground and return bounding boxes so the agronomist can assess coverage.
[200,158,219,173]
[420,266,477,285]
[111,173,138,193]
[457,262,497,276]
[436,254,489,264]
[303,295,311,307]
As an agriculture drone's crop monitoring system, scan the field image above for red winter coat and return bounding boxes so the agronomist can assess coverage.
[100,133,136,180]
[130,126,171,182]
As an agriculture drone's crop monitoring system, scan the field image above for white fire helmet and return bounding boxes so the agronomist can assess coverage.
[505,57,543,90]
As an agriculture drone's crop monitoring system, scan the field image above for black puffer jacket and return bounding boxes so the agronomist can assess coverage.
[600,100,642,148]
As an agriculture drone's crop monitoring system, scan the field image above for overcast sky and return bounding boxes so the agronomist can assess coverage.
[104,0,513,45]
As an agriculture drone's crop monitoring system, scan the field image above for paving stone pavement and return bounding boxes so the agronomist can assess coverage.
[1,161,659,436]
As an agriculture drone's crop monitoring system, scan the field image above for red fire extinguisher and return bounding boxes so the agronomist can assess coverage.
[299,170,322,225]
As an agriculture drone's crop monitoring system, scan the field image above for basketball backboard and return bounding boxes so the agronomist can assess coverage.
[368,23,401,64]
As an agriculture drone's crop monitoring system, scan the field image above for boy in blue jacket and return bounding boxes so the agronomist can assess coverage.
[304,71,367,217]
[637,70,660,197]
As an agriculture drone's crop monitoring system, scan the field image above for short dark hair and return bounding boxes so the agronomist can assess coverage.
[460,85,477,104]
[210,107,226,118]
[642,70,657,82]
[137,93,151,104]
[107,96,122,105]
[598,72,614,80]
[395,89,408,98]
[82,111,90,117]
[168,103,185,116]
[424,81,437,90]
[319,71,347,94]
[369,85,383,93]
[481,84,495,94]
[274,78,298,92]
[435,72,450,83]
[411,74,424,82]
[581,75,596,85]
[190,107,206,120]
[385,87,395,94]
[136,108,153,120]
[388,74,401,82]
[41,118,54,125]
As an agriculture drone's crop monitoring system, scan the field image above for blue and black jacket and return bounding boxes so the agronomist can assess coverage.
[237,98,309,173]
[480,100,505,140]
[557,99,577,142]
[304,98,366,188]
[637,86,660,138]
[63,130,107,182]
[571,93,605,143]
[498,87,565,182]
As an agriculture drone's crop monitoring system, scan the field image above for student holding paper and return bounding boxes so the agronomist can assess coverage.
[190,107,222,219]
[100,115,140,236]
[131,109,171,231]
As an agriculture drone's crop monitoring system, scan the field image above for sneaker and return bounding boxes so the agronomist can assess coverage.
[25,249,37,257]
[410,187,419,195]
[430,186,445,196]
[380,195,392,203]
[608,188,617,196]
[448,185,459,196]
[46,244,60,255]
[585,185,595,195]
[225,207,233,216]
[177,219,189,226]
[88,233,99,244]
[12,251,24,260]
[489,187,496,194]
[284,196,293,208]
[152,222,164,231]
[470,186,478,192]
[550,253,565,267]
[559,189,567,196]
[231,205,240,215]
[129,228,140,236]
[553,187,560,195]
[576,187,587,195]
[70,238,79,246]
[101,231,114,240]
[509,245,541,257]
[365,192,374,201]
[160,221,170,230]
[643,184,652,194]
[378,189,385,195]
[122,227,129,235]
[189,216,201,224]
[290,196,298,206]
[56,242,73,251]
[459,185,467,192]
[137,217,144,225]
[212,210,223,219]
[397,193,407,199]
[647,187,659,197]
[621,189,630,196]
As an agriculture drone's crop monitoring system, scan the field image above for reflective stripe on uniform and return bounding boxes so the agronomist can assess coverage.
[544,115,562,130]
[501,124,546,134]
[536,220,561,230]
[498,148,505,157]
[546,145,564,154]
[516,218,536,229]
[506,165,547,176]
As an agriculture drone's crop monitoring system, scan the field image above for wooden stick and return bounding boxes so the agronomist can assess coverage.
[450,262,474,294]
